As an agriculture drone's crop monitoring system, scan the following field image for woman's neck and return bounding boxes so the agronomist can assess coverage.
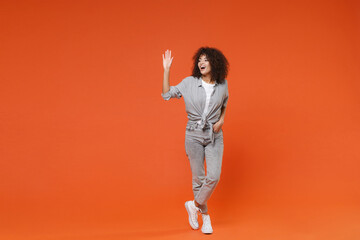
[201,75,214,84]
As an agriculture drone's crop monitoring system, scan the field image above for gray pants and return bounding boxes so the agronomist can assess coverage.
[185,126,224,214]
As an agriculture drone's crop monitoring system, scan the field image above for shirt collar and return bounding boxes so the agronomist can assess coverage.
[197,77,218,87]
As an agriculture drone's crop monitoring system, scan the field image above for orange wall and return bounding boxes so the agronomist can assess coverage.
[1,0,359,235]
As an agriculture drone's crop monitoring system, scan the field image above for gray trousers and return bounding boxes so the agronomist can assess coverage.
[185,126,224,214]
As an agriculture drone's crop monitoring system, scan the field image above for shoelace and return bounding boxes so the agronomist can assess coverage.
[191,203,202,221]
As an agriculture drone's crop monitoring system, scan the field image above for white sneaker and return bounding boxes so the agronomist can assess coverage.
[201,214,213,234]
[185,200,200,229]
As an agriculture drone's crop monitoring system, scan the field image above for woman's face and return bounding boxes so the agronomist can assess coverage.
[198,54,211,76]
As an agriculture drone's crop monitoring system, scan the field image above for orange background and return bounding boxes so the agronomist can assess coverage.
[1,0,360,239]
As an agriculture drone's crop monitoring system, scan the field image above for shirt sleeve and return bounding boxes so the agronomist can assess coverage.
[222,80,229,108]
[161,77,188,100]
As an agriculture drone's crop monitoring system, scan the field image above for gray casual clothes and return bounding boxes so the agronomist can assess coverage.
[161,76,229,213]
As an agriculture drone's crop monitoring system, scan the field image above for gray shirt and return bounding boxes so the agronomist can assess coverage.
[161,76,229,143]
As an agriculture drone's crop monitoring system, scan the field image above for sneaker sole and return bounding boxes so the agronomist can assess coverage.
[185,202,199,230]
[202,228,213,234]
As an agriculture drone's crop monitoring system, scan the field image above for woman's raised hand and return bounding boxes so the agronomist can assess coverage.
[162,49,173,71]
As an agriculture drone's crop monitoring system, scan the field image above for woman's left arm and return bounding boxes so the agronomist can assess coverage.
[213,106,226,133]
[213,80,229,133]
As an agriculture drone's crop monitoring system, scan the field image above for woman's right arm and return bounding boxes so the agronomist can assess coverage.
[162,49,173,94]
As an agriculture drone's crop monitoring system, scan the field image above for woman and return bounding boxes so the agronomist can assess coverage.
[161,47,229,234]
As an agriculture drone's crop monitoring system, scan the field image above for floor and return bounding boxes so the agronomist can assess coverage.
[2,203,360,240]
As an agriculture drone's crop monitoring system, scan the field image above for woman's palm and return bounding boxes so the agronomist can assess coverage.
[162,49,173,70]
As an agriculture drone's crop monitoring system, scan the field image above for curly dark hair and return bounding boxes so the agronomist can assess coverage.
[191,47,229,84]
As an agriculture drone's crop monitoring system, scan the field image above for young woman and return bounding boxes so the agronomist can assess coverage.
[161,47,229,234]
